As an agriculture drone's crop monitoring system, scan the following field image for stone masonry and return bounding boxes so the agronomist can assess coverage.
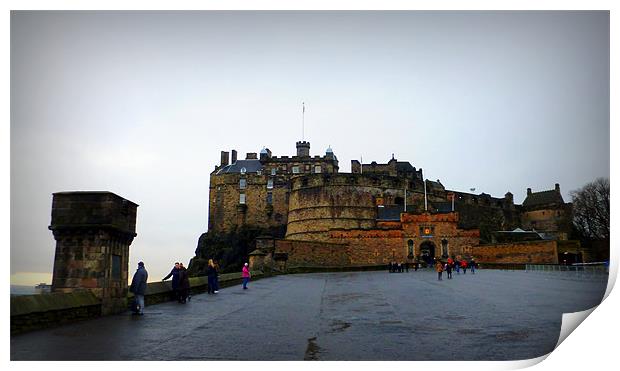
[49,192,138,315]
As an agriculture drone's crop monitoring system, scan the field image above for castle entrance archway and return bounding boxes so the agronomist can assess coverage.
[419,240,436,267]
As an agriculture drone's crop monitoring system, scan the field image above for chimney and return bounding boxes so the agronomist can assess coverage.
[220,151,229,167]
[504,192,514,204]
[555,183,560,193]
[527,188,532,196]
[231,150,237,164]
[351,160,361,174]
[296,141,310,157]
[246,152,258,160]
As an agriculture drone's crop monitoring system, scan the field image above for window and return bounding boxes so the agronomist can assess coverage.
[256,170,262,175]
[239,193,246,204]
[239,178,246,189]
[240,167,247,174]
[305,164,311,171]
[267,192,273,204]
[314,165,322,173]
[111,255,121,280]
[271,168,276,176]
[267,179,274,189]
[407,240,414,257]
[292,166,300,174]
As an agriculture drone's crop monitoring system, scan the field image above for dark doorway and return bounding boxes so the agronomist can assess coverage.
[560,252,582,265]
[419,240,436,267]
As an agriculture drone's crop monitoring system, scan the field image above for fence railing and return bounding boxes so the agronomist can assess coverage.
[525,264,609,280]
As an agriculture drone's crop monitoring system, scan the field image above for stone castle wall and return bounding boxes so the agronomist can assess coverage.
[472,240,559,264]
[208,173,290,234]
[274,239,350,266]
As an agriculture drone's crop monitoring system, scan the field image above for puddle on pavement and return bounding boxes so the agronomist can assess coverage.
[304,337,321,360]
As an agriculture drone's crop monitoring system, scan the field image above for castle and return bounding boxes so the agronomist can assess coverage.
[202,140,581,271]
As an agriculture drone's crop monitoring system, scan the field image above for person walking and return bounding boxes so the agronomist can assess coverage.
[162,262,180,302]
[455,259,460,274]
[178,263,190,303]
[404,262,409,273]
[129,261,148,315]
[446,260,453,279]
[207,259,219,294]
[460,259,468,274]
[470,258,476,274]
[242,263,251,290]
[414,260,419,271]
[435,260,444,281]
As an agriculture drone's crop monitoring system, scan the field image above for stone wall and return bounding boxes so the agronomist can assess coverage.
[329,229,406,265]
[472,240,559,264]
[49,191,138,315]
[11,271,263,335]
[11,291,101,335]
[208,173,290,233]
[273,239,349,267]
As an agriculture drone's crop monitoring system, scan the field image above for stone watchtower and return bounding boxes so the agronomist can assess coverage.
[49,192,138,315]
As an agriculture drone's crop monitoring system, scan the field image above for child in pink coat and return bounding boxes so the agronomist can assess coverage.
[242,263,251,290]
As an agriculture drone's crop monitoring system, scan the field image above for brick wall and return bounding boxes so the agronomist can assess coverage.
[472,240,559,264]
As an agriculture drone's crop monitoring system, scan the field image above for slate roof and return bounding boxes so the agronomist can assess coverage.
[522,190,564,208]
[396,161,415,172]
[215,159,264,175]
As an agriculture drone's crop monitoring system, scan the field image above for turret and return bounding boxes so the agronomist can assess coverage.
[296,141,310,157]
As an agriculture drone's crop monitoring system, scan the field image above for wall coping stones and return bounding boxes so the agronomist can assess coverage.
[11,291,100,317]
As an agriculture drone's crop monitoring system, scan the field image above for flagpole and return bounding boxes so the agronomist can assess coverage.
[404,186,407,212]
[302,102,305,141]
[424,179,428,211]
[452,193,455,212]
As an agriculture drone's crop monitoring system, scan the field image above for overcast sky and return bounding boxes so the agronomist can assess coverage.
[10,11,609,285]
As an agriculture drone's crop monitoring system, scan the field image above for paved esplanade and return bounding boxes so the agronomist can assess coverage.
[11,270,607,361]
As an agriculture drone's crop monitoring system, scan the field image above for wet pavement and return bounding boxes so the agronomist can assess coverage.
[11,269,607,361]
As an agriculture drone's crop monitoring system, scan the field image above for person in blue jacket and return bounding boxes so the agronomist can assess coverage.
[130,262,148,315]
[162,262,180,302]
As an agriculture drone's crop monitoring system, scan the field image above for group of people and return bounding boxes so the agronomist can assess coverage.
[162,261,192,304]
[129,260,252,315]
[435,257,477,280]
[388,261,419,273]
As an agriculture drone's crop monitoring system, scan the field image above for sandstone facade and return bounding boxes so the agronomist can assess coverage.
[202,141,577,269]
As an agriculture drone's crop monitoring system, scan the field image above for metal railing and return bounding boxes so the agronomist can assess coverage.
[525,264,609,280]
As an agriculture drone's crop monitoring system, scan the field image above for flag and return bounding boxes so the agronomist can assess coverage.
[302,102,305,113]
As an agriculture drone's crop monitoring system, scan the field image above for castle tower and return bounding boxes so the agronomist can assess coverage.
[296,141,310,157]
[49,192,138,315]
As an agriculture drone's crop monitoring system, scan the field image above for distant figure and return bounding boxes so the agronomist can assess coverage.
[162,262,180,301]
[397,262,402,273]
[446,260,453,279]
[242,263,251,289]
[435,261,444,281]
[470,259,476,274]
[129,261,148,315]
[460,259,468,274]
[404,262,409,273]
[414,260,419,271]
[207,259,219,294]
[388,262,393,273]
[178,263,190,303]
[213,260,221,292]
[455,259,460,274]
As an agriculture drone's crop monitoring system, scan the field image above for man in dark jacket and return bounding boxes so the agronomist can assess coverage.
[177,263,191,304]
[162,262,180,302]
[129,261,148,315]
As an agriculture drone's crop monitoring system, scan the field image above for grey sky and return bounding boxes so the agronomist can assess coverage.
[10,11,609,283]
